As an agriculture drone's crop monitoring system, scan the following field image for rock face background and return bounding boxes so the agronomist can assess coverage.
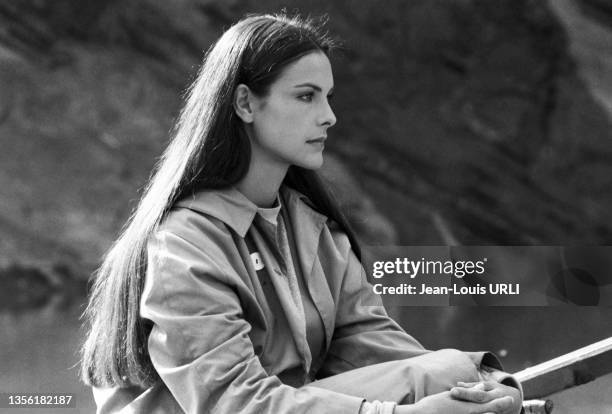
[1,0,611,281]
[0,0,611,410]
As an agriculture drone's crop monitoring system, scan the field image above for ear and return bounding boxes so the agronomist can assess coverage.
[233,84,255,123]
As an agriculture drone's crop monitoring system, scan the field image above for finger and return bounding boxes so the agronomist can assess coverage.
[456,381,481,388]
[450,386,491,403]
[480,381,497,391]
[473,382,493,391]
[473,383,486,391]
[456,381,496,391]
[458,381,496,391]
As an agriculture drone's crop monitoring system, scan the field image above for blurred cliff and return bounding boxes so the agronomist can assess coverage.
[1,0,611,311]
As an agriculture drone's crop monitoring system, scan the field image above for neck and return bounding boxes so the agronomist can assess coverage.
[236,146,288,208]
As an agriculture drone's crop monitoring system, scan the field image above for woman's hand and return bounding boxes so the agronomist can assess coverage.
[450,381,522,414]
[394,390,516,414]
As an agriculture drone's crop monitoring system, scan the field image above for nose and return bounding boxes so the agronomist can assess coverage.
[320,100,336,128]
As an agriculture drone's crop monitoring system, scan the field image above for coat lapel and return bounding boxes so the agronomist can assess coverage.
[282,188,336,352]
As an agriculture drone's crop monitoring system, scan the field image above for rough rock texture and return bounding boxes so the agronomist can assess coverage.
[578,0,612,24]
[319,0,612,245]
[553,0,612,116]
[0,0,611,310]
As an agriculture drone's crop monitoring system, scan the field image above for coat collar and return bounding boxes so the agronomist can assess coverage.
[174,185,327,238]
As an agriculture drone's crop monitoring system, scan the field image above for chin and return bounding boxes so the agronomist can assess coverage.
[297,155,324,170]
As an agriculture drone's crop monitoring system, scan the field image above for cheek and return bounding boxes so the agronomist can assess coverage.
[260,106,304,141]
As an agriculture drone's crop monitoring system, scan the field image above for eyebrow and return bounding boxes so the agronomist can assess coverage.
[294,83,334,94]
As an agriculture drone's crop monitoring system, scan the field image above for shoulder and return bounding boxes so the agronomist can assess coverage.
[158,205,233,246]
[147,205,237,273]
[155,186,257,248]
[143,207,242,298]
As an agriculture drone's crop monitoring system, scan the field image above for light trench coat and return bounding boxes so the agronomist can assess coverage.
[93,186,520,413]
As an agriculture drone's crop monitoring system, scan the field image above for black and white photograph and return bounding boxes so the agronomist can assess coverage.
[1,1,611,413]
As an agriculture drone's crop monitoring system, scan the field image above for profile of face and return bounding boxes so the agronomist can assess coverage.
[234,51,337,170]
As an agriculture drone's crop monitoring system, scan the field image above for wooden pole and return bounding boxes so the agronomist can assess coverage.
[514,336,612,398]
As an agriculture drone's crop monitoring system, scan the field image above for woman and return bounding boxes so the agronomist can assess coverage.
[81,13,522,414]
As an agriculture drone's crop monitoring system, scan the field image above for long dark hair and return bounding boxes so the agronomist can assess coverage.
[80,13,360,388]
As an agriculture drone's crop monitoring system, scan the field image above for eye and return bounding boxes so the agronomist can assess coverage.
[327,93,334,101]
[298,92,314,102]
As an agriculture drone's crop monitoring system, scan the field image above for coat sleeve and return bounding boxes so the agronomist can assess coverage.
[141,230,365,414]
[318,231,523,401]
[318,232,431,377]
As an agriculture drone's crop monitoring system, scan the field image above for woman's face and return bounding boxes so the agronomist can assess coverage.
[247,51,336,170]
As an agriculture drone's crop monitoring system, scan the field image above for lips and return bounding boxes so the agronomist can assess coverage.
[306,136,327,144]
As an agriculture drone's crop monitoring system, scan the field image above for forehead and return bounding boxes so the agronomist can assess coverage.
[272,51,334,89]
